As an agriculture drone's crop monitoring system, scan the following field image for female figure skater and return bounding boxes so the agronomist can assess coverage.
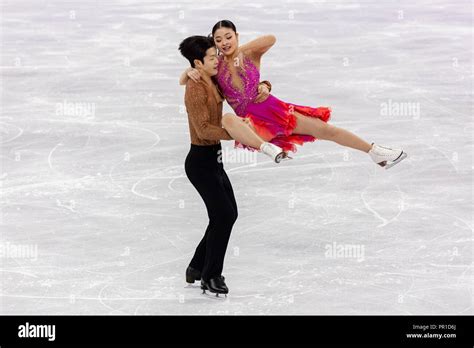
[180,20,407,169]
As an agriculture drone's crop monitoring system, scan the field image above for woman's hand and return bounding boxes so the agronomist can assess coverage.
[187,68,201,82]
[254,83,270,103]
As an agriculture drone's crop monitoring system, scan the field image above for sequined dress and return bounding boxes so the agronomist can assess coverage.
[215,53,332,153]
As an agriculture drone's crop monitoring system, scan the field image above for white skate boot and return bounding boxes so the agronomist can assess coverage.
[368,142,407,169]
[260,142,291,163]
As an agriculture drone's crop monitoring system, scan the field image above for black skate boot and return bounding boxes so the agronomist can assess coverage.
[201,276,228,297]
[186,266,201,284]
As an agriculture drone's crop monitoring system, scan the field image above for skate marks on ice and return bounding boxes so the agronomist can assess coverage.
[2,129,470,314]
[0,120,24,145]
[1,0,472,314]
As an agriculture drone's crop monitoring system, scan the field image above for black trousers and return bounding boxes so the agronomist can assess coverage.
[184,143,238,281]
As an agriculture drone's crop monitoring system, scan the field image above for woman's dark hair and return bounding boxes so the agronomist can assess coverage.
[211,20,237,37]
[178,35,215,68]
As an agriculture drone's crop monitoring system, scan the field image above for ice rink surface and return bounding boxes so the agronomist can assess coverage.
[0,0,472,314]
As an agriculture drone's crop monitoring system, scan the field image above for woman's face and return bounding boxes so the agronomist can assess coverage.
[213,27,238,56]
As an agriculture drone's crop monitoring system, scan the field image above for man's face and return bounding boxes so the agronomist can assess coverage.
[195,47,218,76]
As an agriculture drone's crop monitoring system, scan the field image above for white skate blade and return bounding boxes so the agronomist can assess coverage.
[184,283,201,289]
[384,152,408,169]
[201,289,228,299]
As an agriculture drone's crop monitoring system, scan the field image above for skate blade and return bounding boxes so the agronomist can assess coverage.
[201,289,228,299]
[275,152,293,163]
[385,152,408,169]
[184,283,201,289]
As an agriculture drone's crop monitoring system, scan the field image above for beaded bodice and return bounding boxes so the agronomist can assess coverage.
[215,53,260,116]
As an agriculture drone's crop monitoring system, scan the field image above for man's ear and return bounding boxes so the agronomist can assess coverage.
[193,59,203,68]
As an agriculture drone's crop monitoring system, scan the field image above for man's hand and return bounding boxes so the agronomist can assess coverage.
[187,68,201,82]
[254,83,270,103]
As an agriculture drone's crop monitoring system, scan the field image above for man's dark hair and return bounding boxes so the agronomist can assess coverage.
[178,35,215,68]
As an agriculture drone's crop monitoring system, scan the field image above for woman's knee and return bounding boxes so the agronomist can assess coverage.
[221,113,236,128]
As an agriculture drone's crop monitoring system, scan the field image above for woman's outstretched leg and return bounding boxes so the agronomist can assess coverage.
[291,112,373,152]
[291,112,407,168]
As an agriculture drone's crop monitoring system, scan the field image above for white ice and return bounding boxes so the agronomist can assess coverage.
[0,0,472,314]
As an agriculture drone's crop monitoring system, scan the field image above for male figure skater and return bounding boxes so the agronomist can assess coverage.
[179,35,279,296]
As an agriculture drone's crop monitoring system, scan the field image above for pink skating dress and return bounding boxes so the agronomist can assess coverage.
[215,53,332,153]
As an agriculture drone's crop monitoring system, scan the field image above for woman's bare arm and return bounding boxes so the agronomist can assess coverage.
[239,35,276,60]
[179,68,191,85]
[179,67,202,85]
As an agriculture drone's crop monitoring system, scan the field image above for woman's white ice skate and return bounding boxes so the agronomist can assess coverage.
[260,142,292,163]
[368,143,407,169]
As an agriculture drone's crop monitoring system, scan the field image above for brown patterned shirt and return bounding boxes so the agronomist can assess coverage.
[184,79,232,145]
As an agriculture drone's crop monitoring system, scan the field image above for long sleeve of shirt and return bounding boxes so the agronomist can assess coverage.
[185,80,233,143]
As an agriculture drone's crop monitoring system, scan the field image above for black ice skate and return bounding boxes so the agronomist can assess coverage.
[186,266,201,284]
[201,276,228,297]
